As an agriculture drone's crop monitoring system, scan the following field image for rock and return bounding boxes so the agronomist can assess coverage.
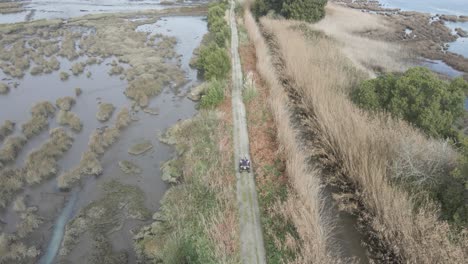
[118,160,142,174]
[128,140,153,155]
[455,28,468,38]
[187,83,206,101]
[0,82,9,94]
[143,107,159,115]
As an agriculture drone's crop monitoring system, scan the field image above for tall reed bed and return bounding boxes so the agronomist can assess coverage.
[260,16,467,263]
[244,6,341,263]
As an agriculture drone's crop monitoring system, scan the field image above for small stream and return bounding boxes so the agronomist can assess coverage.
[324,186,369,263]
[38,190,78,264]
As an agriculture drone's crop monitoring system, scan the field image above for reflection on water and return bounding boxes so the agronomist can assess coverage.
[420,59,464,77]
[39,190,78,264]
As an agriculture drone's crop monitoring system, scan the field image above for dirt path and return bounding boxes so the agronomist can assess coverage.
[229,1,266,263]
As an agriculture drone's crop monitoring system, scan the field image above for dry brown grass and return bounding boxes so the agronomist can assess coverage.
[57,110,83,132]
[22,114,48,138]
[0,233,40,264]
[0,120,15,142]
[259,14,468,263]
[312,3,407,76]
[96,102,115,122]
[244,8,339,263]
[23,127,73,185]
[0,168,23,208]
[71,62,85,76]
[0,82,9,94]
[0,136,26,164]
[16,207,43,238]
[56,96,75,111]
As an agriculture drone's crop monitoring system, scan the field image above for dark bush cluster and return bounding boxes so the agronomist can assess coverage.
[194,1,231,108]
[352,67,466,139]
[253,0,327,23]
[207,2,231,47]
[352,67,468,227]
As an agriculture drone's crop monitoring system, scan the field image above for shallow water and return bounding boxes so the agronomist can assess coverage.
[0,0,193,24]
[323,186,369,263]
[420,59,464,77]
[380,0,468,16]
[445,21,468,58]
[0,14,207,264]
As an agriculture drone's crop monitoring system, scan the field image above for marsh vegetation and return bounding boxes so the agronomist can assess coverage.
[0,3,208,263]
[118,160,142,175]
[0,120,15,142]
[96,103,115,122]
[134,111,239,263]
[128,140,153,155]
[0,82,9,94]
[57,107,132,190]
[59,180,151,263]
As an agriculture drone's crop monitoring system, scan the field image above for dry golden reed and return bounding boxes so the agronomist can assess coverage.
[259,12,467,263]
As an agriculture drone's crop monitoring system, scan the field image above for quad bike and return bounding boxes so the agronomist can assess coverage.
[239,157,251,173]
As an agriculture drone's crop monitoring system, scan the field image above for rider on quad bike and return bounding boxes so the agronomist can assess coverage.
[239,156,251,173]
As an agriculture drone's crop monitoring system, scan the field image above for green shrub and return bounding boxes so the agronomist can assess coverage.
[353,67,468,227]
[352,67,466,138]
[207,2,230,47]
[207,5,225,29]
[210,18,231,47]
[197,44,231,81]
[281,0,327,22]
[253,0,328,22]
[243,84,258,103]
[200,79,225,108]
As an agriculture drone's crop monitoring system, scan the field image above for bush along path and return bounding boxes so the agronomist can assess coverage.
[229,1,267,263]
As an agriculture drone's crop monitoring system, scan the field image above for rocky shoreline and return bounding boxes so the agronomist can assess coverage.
[332,0,468,79]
